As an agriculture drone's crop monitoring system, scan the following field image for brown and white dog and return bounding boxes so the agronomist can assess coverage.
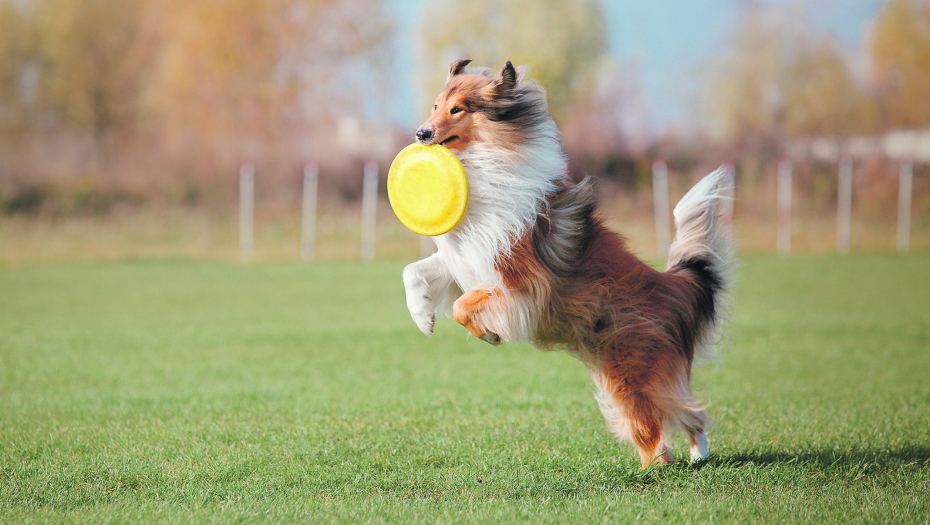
[402,59,733,469]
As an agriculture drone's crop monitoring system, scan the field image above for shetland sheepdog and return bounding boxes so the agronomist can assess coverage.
[402,59,733,469]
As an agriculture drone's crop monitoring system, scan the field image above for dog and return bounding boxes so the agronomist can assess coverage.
[402,59,733,469]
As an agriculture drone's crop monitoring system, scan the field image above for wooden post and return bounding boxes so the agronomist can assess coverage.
[777,158,792,257]
[652,160,670,259]
[301,162,318,261]
[897,158,913,255]
[239,163,254,259]
[361,161,378,261]
[837,155,852,256]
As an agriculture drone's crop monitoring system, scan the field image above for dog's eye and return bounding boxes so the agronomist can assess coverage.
[450,107,463,115]
[433,104,438,111]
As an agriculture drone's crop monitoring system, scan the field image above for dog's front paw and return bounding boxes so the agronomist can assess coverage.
[406,292,436,336]
[403,266,436,336]
[412,309,436,336]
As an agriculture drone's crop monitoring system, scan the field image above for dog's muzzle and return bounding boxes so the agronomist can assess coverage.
[415,127,433,144]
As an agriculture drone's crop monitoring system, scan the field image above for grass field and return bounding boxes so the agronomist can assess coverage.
[1,255,929,523]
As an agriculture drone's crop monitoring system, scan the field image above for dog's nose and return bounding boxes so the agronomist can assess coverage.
[415,127,433,143]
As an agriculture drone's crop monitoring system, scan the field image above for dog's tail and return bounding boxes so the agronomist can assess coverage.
[665,166,734,362]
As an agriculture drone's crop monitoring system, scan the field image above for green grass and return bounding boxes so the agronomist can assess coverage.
[1,255,928,523]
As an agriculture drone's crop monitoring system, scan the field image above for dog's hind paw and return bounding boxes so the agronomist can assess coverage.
[689,432,709,463]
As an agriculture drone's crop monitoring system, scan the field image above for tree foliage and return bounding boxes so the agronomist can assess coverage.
[0,0,392,166]
[146,0,391,156]
[705,4,874,150]
[869,0,930,129]
[415,0,607,122]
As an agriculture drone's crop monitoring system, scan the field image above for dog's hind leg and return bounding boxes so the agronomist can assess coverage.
[684,407,711,462]
[626,392,674,469]
[672,383,711,462]
[590,368,673,469]
[688,429,709,462]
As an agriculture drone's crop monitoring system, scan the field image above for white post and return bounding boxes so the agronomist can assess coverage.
[361,161,378,261]
[777,158,792,257]
[239,163,254,259]
[652,160,670,259]
[301,162,319,261]
[897,158,913,255]
[837,155,853,256]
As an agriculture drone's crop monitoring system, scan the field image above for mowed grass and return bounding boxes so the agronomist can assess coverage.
[1,255,928,523]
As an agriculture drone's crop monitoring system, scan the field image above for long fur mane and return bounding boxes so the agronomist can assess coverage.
[434,66,568,294]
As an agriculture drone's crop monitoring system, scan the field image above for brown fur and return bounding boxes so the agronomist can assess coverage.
[454,180,717,469]
[418,61,547,152]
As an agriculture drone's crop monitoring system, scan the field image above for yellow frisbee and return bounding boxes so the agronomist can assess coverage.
[388,143,469,236]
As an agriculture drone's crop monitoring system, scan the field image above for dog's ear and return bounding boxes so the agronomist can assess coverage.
[493,60,517,94]
[447,59,472,82]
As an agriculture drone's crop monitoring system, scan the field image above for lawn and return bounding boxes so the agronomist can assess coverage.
[1,255,928,523]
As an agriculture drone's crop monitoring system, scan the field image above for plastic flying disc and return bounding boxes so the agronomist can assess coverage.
[387,143,469,236]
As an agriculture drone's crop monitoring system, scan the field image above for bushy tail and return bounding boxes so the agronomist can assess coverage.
[666,166,734,360]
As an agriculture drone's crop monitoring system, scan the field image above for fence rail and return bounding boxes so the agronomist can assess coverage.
[238,157,922,261]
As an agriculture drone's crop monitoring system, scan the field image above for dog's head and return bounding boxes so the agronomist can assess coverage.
[415,60,549,153]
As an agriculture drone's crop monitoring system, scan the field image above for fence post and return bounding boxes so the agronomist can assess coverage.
[652,160,670,259]
[777,158,792,257]
[361,161,378,261]
[897,158,913,255]
[239,163,254,260]
[837,155,852,256]
[301,162,318,261]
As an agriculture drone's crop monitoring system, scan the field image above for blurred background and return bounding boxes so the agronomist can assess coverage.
[0,0,927,262]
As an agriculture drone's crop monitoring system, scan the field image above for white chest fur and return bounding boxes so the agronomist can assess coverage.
[433,138,567,292]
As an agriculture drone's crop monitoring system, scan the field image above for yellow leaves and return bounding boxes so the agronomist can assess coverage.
[0,0,392,153]
[869,0,930,128]
[705,6,878,143]
[708,0,930,144]
[416,0,607,122]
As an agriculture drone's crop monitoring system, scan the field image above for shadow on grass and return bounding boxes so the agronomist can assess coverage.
[702,444,930,470]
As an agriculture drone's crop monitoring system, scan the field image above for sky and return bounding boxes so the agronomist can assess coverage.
[384,0,887,134]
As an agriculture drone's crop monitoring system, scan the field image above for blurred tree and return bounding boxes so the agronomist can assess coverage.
[783,40,877,138]
[0,0,157,153]
[146,0,392,163]
[559,57,645,184]
[704,4,874,167]
[415,0,607,123]
[0,2,38,131]
[870,0,930,130]
[36,0,159,163]
[0,0,393,192]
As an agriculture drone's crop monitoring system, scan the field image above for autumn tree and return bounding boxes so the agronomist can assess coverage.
[0,0,394,206]
[782,39,876,138]
[703,4,874,169]
[869,0,930,130]
[38,0,158,165]
[0,2,37,131]
[415,0,608,123]
[147,0,390,156]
